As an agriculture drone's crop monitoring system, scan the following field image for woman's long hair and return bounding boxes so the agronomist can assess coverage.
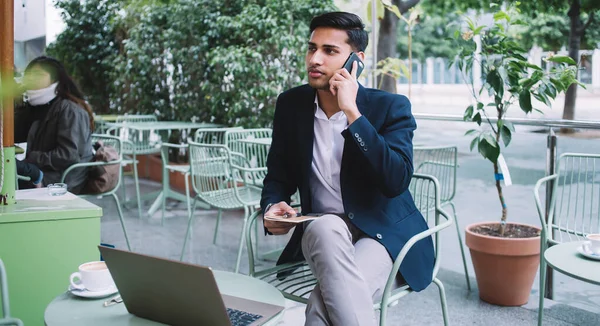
[24,56,94,132]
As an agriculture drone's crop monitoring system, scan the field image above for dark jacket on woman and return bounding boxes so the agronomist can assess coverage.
[15,98,93,194]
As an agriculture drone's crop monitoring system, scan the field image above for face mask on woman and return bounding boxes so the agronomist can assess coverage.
[25,82,58,106]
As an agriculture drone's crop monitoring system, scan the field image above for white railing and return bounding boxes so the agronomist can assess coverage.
[396,47,600,89]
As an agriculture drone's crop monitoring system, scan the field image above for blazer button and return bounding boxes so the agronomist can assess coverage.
[363,146,368,151]
[354,133,359,138]
[348,212,354,219]
[360,142,365,146]
[357,137,362,142]
[376,233,383,240]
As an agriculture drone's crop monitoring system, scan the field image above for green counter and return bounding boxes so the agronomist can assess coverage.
[0,189,102,326]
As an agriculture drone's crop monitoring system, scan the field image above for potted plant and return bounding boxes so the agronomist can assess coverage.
[453,3,580,306]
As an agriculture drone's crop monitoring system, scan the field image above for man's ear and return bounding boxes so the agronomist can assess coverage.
[356,51,365,62]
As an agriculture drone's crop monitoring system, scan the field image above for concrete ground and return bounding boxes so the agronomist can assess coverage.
[90,86,600,325]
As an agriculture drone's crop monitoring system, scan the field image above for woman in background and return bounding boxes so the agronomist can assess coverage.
[15,56,94,194]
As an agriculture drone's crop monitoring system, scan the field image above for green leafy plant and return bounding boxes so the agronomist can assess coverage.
[453,3,581,236]
[48,0,336,127]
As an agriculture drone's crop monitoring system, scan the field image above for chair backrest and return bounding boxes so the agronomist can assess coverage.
[0,259,24,326]
[408,173,449,277]
[187,141,250,209]
[111,115,160,155]
[61,134,124,195]
[224,128,272,180]
[537,153,600,244]
[194,127,243,144]
[413,146,457,204]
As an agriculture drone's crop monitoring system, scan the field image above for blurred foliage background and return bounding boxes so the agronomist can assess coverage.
[47,0,336,127]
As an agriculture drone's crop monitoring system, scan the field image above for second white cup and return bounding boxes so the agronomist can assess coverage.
[584,233,600,255]
[69,261,115,292]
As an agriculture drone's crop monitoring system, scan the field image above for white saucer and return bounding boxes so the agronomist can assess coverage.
[68,284,118,298]
[576,244,600,261]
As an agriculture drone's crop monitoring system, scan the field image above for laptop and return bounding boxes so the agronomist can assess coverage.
[98,246,284,326]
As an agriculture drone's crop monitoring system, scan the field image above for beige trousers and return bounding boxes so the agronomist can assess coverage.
[301,214,401,326]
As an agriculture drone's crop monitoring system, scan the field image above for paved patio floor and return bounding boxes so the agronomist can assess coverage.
[90,173,600,326]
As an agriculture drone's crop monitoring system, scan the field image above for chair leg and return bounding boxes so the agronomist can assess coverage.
[184,172,192,222]
[132,153,143,219]
[184,172,193,240]
[234,206,250,274]
[538,243,548,326]
[120,164,128,203]
[432,278,449,326]
[449,201,471,291]
[161,167,169,226]
[111,194,132,251]
[213,209,222,245]
[180,197,199,261]
[379,301,388,326]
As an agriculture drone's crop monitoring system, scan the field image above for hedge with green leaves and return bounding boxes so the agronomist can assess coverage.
[48,0,336,127]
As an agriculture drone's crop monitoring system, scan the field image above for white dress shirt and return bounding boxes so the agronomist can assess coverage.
[309,94,347,214]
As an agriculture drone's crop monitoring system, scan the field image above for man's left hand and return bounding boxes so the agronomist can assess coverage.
[329,61,361,123]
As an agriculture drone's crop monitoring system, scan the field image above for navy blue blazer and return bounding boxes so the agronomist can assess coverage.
[261,84,435,292]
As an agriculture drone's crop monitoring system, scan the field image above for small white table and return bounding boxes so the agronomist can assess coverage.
[44,270,286,325]
[544,241,600,285]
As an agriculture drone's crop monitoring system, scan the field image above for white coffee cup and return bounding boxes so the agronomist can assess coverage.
[69,261,115,292]
[583,233,600,255]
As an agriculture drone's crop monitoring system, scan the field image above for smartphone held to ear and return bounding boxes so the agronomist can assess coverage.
[342,52,364,78]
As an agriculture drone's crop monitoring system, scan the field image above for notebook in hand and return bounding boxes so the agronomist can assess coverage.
[263,212,324,224]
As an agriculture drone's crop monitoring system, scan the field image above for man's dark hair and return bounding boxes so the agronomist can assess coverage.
[309,12,368,52]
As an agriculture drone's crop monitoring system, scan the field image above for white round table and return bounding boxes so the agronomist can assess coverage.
[44,270,285,325]
[544,241,600,285]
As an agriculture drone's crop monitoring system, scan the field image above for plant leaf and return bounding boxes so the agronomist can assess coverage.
[465,129,478,136]
[470,137,479,151]
[478,138,500,163]
[546,55,576,65]
[501,125,512,146]
[473,112,482,125]
[519,90,532,113]
[464,105,474,121]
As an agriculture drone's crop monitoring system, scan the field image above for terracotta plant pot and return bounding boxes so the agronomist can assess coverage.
[465,221,541,306]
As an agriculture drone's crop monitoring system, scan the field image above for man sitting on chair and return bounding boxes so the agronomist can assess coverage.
[260,11,435,326]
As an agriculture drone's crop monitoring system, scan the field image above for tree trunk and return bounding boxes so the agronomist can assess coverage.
[377,9,398,93]
[376,0,420,94]
[562,0,582,122]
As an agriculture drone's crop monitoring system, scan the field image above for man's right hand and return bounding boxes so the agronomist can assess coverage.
[264,201,297,235]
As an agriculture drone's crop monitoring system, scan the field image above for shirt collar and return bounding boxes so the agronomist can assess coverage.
[314,93,346,121]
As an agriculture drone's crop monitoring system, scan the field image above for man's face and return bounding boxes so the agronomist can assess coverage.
[306,27,355,90]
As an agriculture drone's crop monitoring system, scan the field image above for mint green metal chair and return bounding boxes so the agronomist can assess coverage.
[180,141,263,273]
[109,114,160,219]
[158,127,243,229]
[0,259,23,326]
[534,153,600,326]
[245,173,452,325]
[413,145,470,290]
[61,134,131,251]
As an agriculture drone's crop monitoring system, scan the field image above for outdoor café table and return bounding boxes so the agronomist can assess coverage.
[0,188,102,326]
[44,270,286,325]
[544,241,600,286]
[104,121,222,216]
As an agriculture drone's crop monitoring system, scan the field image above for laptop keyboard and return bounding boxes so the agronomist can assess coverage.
[226,307,263,326]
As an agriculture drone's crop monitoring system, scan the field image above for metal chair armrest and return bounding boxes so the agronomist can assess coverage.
[160,142,189,165]
[60,159,123,183]
[534,174,558,234]
[246,203,302,276]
